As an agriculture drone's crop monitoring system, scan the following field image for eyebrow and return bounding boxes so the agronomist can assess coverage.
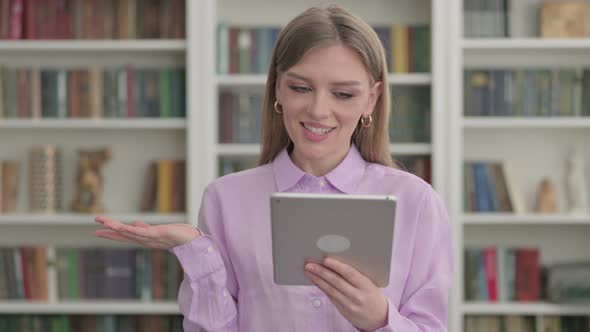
[285,72,362,87]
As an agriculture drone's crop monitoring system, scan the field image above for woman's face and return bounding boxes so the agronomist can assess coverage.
[275,44,382,165]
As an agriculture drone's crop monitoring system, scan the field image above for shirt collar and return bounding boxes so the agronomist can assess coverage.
[272,144,367,194]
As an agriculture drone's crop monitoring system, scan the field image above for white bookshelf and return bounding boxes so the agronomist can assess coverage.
[462,117,590,129]
[450,0,590,331]
[0,301,179,314]
[462,302,590,316]
[0,0,453,326]
[463,213,590,225]
[463,38,590,50]
[0,1,199,321]
[0,40,186,52]
[0,213,186,226]
[216,73,432,86]
[216,143,433,157]
[203,0,453,327]
[0,118,187,129]
[207,0,448,192]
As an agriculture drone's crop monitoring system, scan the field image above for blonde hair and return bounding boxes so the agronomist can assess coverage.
[258,5,394,168]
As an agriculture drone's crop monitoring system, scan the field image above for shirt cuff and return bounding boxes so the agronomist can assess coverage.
[372,297,395,332]
[169,234,225,280]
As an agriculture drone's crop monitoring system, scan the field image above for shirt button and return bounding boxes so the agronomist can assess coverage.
[223,289,229,297]
[319,180,325,188]
[207,246,214,253]
[312,299,322,308]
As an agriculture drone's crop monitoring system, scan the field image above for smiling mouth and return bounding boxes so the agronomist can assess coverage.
[300,122,336,135]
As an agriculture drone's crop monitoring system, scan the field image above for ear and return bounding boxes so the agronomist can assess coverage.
[366,81,383,116]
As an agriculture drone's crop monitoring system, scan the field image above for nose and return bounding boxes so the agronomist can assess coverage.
[307,91,331,120]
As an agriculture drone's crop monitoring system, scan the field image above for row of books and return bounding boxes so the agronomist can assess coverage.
[218,91,263,144]
[216,24,430,74]
[56,248,181,301]
[464,315,590,332]
[0,247,182,301]
[0,66,186,119]
[463,0,509,38]
[0,160,18,213]
[545,261,590,304]
[0,0,185,40]
[390,86,430,143]
[463,161,521,213]
[464,247,540,302]
[218,157,258,177]
[140,159,186,213]
[216,25,279,75]
[1,151,185,214]
[0,247,47,300]
[218,87,431,144]
[218,156,432,185]
[374,24,431,74]
[397,156,432,185]
[0,315,182,332]
[464,69,590,117]
[1,147,66,214]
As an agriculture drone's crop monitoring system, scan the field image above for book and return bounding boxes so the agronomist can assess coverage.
[0,160,19,213]
[540,2,589,38]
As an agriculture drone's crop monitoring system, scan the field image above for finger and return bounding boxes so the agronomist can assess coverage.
[132,220,150,228]
[118,224,154,238]
[95,230,139,244]
[94,216,127,231]
[323,257,372,289]
[117,226,153,242]
[304,269,351,308]
[305,262,360,301]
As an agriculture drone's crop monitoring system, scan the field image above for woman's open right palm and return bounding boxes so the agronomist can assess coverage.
[94,216,200,250]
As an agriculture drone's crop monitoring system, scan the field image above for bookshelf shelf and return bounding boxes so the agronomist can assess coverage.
[0,40,186,52]
[0,119,187,130]
[463,213,590,225]
[463,38,590,51]
[216,73,432,86]
[216,74,267,86]
[389,143,432,155]
[462,302,590,316]
[216,144,260,156]
[462,117,590,129]
[387,73,432,85]
[215,143,432,157]
[0,301,179,314]
[0,213,186,225]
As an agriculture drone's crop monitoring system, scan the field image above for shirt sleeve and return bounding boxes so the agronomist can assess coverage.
[170,184,239,332]
[374,188,454,332]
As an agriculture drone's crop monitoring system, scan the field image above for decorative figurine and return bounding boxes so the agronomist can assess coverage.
[70,148,112,213]
[534,177,558,214]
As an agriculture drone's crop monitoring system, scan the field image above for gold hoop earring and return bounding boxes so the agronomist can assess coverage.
[274,100,283,114]
[361,115,373,128]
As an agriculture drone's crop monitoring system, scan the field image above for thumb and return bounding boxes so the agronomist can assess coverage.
[132,220,150,228]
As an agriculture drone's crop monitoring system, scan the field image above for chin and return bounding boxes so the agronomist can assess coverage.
[294,140,334,159]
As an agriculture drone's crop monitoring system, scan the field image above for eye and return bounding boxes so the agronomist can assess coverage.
[288,85,311,93]
[333,91,354,100]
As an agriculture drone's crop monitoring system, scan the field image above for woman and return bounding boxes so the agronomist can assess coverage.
[95,5,452,331]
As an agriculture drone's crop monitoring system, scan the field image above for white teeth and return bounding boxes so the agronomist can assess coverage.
[304,124,333,135]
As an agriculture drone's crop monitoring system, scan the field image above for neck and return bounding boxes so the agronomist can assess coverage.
[290,144,350,177]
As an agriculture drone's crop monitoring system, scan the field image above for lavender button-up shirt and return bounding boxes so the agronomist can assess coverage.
[170,145,453,331]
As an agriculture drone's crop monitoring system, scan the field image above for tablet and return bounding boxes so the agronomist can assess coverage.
[270,192,396,288]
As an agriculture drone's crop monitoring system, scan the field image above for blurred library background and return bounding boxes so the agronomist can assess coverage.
[0,0,589,331]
